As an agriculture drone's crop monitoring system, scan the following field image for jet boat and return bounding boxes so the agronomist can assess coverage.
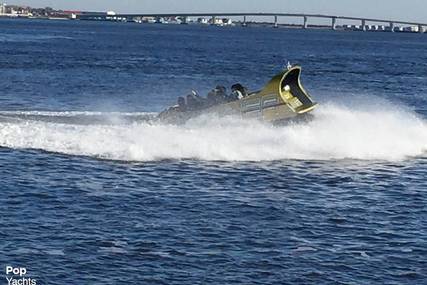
[157,65,317,124]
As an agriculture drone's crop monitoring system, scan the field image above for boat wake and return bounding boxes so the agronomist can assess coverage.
[0,34,74,43]
[0,111,156,125]
[0,103,426,162]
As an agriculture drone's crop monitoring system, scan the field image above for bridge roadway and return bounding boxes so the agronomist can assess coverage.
[78,12,427,32]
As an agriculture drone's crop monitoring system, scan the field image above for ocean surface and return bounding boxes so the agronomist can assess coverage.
[0,18,426,284]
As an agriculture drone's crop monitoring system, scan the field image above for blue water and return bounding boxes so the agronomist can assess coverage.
[1,18,426,284]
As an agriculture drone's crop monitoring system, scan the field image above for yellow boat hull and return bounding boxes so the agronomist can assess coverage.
[158,66,317,124]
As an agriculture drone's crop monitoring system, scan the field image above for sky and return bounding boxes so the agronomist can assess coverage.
[6,0,427,23]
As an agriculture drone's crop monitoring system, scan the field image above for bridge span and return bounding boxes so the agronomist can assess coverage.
[78,12,427,33]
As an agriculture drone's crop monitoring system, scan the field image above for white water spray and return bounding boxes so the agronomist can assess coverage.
[0,103,426,161]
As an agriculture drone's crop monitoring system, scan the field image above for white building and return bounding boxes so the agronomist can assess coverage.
[208,17,220,25]
[222,18,233,26]
[343,24,359,31]
[403,26,418,32]
[343,25,361,31]
[142,17,156,23]
[0,3,6,15]
[209,17,234,26]
[198,17,209,25]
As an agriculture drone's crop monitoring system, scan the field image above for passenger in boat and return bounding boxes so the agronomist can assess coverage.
[230,83,248,100]
[194,90,207,110]
[206,89,217,105]
[177,96,187,111]
[207,85,227,106]
[186,90,206,111]
[186,93,197,111]
[215,85,228,103]
[193,90,206,107]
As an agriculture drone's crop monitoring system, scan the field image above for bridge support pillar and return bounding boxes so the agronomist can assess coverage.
[274,15,278,28]
[303,16,308,29]
[361,19,366,31]
[331,17,337,30]
[389,22,395,32]
[242,15,247,27]
[418,25,424,33]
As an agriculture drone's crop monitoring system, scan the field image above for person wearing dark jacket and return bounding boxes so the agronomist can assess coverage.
[231,83,248,100]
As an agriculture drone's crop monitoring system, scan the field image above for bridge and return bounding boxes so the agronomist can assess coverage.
[78,12,427,33]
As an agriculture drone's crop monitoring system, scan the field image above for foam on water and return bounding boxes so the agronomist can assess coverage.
[0,111,155,117]
[0,34,74,43]
[0,103,426,161]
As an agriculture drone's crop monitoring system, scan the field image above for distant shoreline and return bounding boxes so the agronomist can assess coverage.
[0,15,425,34]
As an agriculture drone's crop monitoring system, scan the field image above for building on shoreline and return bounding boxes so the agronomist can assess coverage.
[1,3,32,17]
[208,17,234,26]
[342,23,423,33]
